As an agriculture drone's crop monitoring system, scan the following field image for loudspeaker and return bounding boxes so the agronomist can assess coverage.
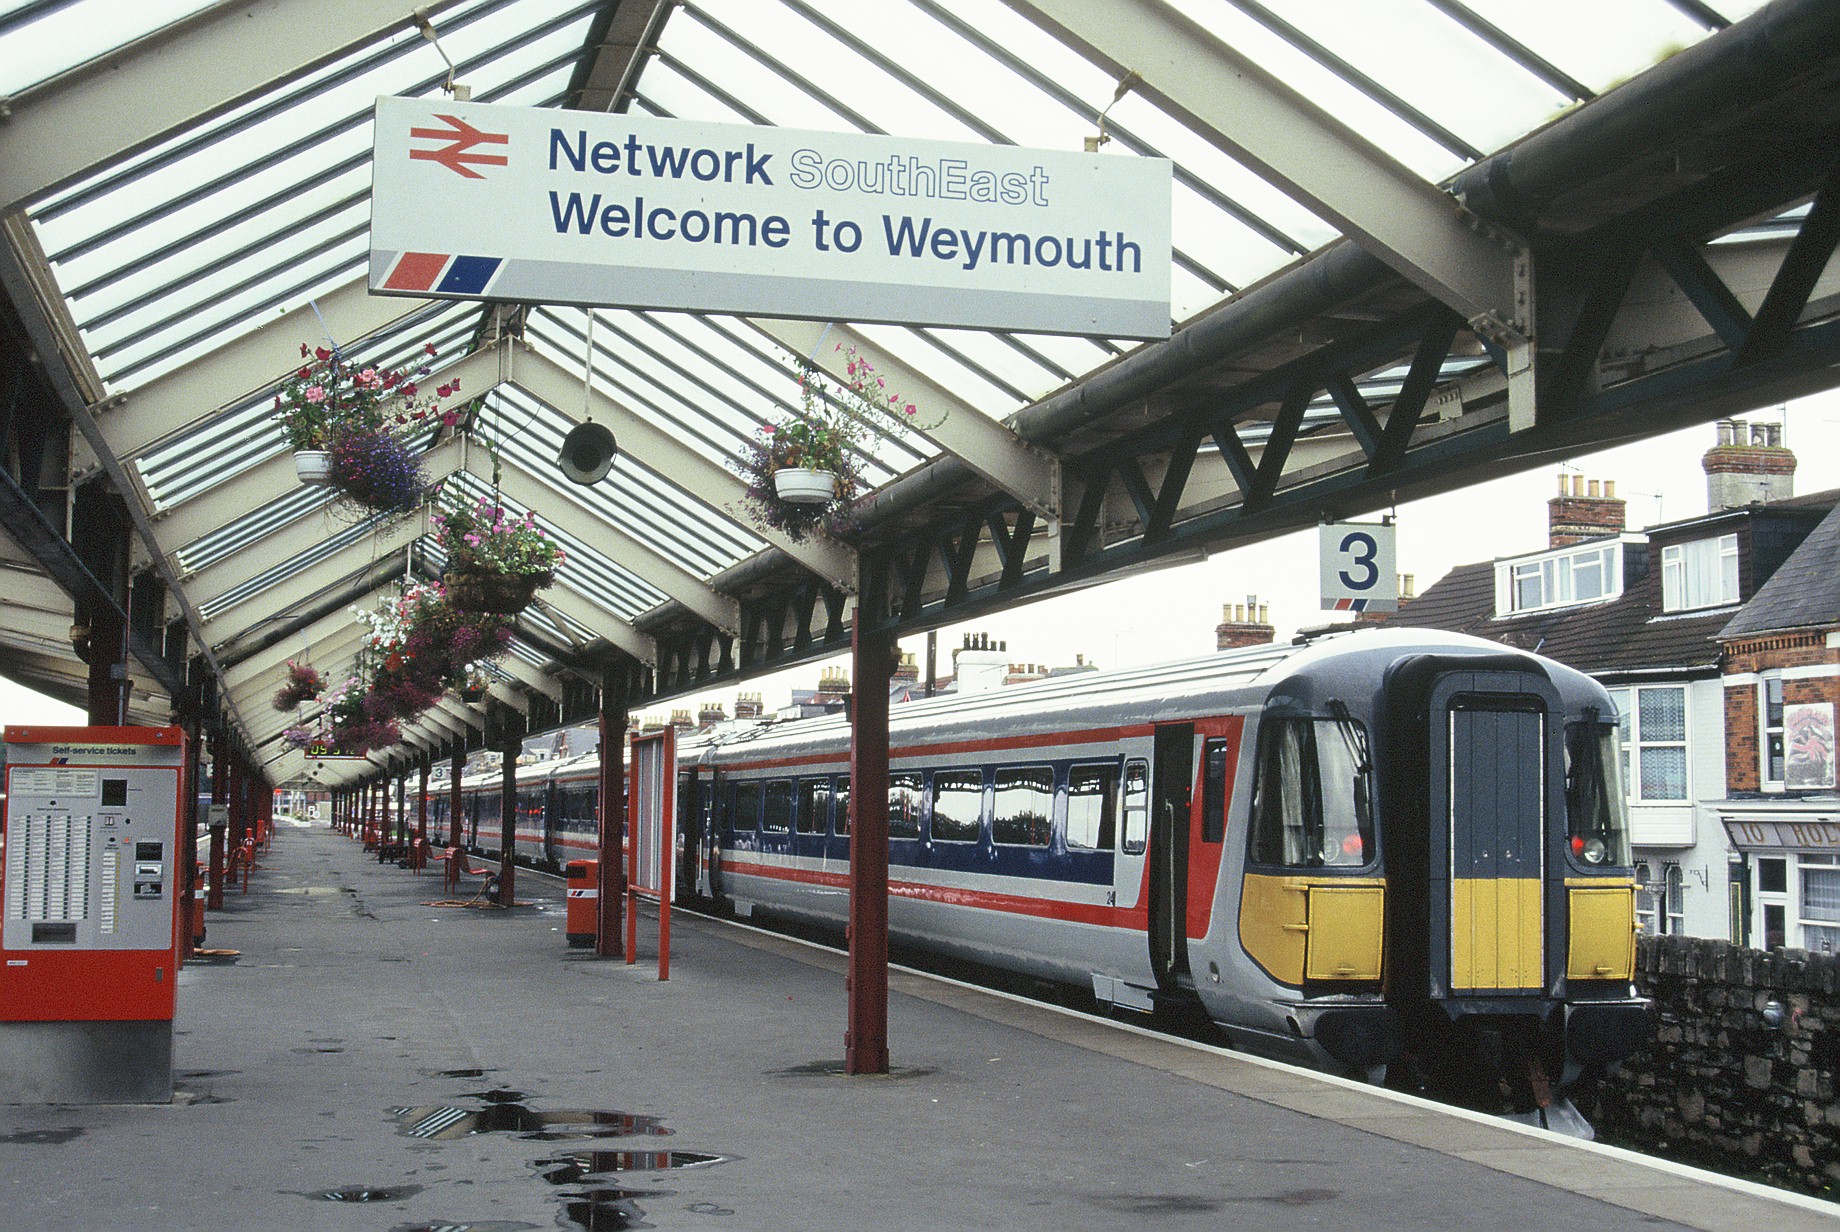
[557,421,617,485]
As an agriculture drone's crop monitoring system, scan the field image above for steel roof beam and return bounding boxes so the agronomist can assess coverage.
[511,343,858,592]
[750,318,1061,522]
[462,448,740,635]
[219,593,373,683]
[1008,0,1528,342]
[494,651,564,703]
[1,0,469,213]
[92,278,453,463]
[525,579,655,666]
[196,516,421,627]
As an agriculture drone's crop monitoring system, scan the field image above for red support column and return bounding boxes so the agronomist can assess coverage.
[178,720,200,962]
[596,689,629,959]
[846,615,897,1075]
[83,605,130,727]
[449,746,464,847]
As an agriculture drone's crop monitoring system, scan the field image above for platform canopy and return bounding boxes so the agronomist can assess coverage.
[2,0,1837,788]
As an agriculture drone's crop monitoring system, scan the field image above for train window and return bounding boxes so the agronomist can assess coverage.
[1121,760,1149,855]
[1201,739,1229,844]
[1248,718,1373,869]
[796,779,827,834]
[1564,719,1632,868]
[763,779,794,833]
[733,781,764,832]
[993,766,1052,847]
[834,775,851,836]
[889,772,922,839]
[931,770,983,842]
[1066,763,1118,851]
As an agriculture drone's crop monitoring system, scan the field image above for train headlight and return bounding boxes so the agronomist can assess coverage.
[1570,834,1609,865]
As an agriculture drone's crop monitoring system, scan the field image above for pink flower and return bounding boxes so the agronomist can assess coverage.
[441,410,458,426]
[304,385,326,403]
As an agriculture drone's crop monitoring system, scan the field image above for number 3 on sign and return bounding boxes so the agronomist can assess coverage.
[1319,521,1398,613]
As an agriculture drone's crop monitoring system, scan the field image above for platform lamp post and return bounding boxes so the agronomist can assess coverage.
[846,611,899,1075]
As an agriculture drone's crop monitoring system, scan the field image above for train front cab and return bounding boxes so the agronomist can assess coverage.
[1381,654,1651,1107]
[1211,649,1649,1109]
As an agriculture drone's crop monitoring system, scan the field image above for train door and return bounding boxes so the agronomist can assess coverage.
[1427,671,1560,1000]
[1148,723,1194,991]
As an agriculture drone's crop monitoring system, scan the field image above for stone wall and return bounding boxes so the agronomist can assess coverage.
[1579,935,1840,1196]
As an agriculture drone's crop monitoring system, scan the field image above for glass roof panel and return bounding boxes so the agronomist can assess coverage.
[0,0,218,96]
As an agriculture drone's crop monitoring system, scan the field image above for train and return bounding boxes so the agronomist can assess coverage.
[439,627,1651,1122]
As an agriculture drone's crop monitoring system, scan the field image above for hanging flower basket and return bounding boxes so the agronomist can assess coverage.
[773,466,838,505]
[444,569,542,614]
[458,682,488,703]
[294,450,333,485]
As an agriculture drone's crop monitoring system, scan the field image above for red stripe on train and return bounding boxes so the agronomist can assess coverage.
[723,857,1150,931]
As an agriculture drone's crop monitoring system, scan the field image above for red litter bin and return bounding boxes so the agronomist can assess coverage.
[565,860,599,948]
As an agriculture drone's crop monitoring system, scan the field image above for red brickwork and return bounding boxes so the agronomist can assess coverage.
[1722,631,1840,790]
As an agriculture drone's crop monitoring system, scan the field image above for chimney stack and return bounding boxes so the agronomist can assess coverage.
[1703,418,1795,511]
[697,700,727,727]
[734,691,764,720]
[1216,594,1276,650]
[1548,473,1626,546]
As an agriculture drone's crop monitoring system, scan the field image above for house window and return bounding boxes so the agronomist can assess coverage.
[1609,685,1689,802]
[1800,855,1840,955]
[1501,543,1620,614]
[1636,863,1660,935]
[1762,675,1785,788]
[1661,533,1739,612]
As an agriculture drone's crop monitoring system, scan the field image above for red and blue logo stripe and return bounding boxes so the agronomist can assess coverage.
[378,252,504,296]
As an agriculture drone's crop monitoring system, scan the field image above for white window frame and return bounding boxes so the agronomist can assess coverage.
[1798,853,1840,955]
[1608,684,1690,803]
[1761,673,1786,791]
[1661,533,1739,613]
[1494,542,1622,615]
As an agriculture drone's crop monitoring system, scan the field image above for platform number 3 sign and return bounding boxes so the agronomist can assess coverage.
[1319,520,1398,614]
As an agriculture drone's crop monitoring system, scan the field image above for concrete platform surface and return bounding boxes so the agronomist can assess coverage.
[2,821,1834,1231]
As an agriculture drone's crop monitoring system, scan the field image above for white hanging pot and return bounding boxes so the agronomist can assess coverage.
[773,467,836,505]
[294,449,333,485]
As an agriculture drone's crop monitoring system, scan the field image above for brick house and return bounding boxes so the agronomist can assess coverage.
[1394,420,1835,941]
[1713,498,1840,952]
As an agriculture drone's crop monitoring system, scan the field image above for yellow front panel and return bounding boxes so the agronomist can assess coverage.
[1566,883,1637,981]
[1305,884,1385,981]
[1451,878,1542,990]
[1239,873,1308,986]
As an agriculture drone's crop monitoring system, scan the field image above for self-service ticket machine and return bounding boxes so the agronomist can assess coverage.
[1,726,185,1104]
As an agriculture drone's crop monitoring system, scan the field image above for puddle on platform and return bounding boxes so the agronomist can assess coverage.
[389,1096,672,1143]
[0,1127,85,1145]
[533,1150,724,1184]
[389,1224,535,1232]
[556,1186,651,1231]
[303,1184,424,1202]
[434,1067,489,1079]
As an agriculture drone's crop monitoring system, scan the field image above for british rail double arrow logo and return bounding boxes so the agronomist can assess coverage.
[409,114,509,179]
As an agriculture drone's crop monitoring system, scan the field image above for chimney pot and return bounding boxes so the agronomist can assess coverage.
[1587,479,1600,498]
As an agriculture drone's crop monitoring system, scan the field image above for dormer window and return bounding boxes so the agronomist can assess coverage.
[1495,542,1621,615]
[1661,533,1738,612]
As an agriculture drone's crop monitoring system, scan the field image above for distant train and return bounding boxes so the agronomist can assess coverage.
[432,750,604,871]
[441,628,1651,1118]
